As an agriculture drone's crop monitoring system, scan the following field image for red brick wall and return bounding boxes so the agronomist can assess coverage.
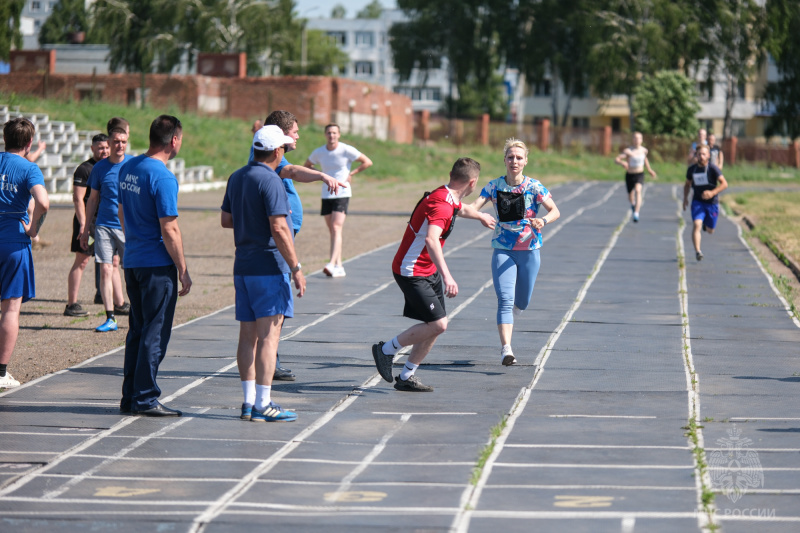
[0,72,413,143]
[10,50,55,74]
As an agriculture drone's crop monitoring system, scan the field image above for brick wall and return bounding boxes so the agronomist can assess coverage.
[0,72,413,143]
[9,50,56,74]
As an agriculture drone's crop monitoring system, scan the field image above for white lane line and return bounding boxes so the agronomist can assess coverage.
[674,185,716,530]
[726,208,800,329]
[327,413,412,502]
[621,515,636,533]
[548,415,657,419]
[453,197,633,532]
[37,473,243,483]
[463,511,700,520]
[505,444,692,450]
[70,455,262,462]
[42,408,209,500]
[372,412,477,415]
[277,459,474,466]
[492,463,693,469]
[542,182,623,243]
[557,182,595,203]
[483,484,695,491]
[188,372,384,533]
[729,417,800,421]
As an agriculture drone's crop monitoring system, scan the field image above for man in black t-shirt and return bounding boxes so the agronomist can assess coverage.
[683,145,728,261]
[64,134,109,317]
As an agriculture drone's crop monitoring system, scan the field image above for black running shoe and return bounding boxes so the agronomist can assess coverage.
[394,375,433,392]
[114,303,131,315]
[64,303,89,317]
[372,342,394,382]
[696,251,704,261]
[273,366,296,381]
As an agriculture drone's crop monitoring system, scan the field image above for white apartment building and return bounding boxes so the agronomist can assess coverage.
[306,10,452,113]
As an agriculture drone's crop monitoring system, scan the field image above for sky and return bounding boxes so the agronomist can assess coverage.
[294,0,398,19]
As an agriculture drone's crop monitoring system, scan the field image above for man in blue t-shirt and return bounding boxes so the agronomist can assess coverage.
[0,118,49,389]
[117,115,192,417]
[223,125,306,422]
[249,110,343,381]
[81,127,129,332]
[683,144,728,261]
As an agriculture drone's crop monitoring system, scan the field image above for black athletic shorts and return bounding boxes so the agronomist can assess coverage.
[625,172,645,193]
[71,216,94,255]
[393,271,446,323]
[321,197,350,215]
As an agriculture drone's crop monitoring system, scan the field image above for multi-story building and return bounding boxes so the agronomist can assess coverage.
[306,10,451,113]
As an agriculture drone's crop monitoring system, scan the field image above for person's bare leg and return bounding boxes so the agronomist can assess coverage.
[498,323,513,347]
[236,321,257,382]
[100,263,114,312]
[396,318,447,353]
[111,255,124,307]
[0,298,23,366]
[329,211,346,267]
[692,219,703,253]
[67,252,91,305]
[254,314,283,387]
[634,182,643,213]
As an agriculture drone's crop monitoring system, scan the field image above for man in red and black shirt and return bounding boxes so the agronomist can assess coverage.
[371,158,495,392]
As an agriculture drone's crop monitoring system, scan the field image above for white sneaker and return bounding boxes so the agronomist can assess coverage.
[0,372,21,389]
[331,265,346,278]
[323,263,335,276]
[501,346,516,366]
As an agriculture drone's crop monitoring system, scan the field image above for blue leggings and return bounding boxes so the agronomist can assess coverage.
[492,248,541,324]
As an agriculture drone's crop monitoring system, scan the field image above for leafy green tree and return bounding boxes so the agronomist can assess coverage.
[391,0,511,119]
[632,70,701,137]
[330,4,346,19]
[764,0,800,139]
[588,0,707,131]
[357,0,383,19]
[39,0,90,45]
[704,0,767,138]
[0,0,24,62]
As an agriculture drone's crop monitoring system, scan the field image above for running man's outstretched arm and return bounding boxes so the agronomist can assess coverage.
[458,203,496,229]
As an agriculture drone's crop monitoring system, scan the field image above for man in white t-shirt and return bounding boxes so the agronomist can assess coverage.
[304,123,372,277]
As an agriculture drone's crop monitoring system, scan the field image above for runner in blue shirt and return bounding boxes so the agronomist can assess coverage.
[0,118,49,389]
[117,115,192,416]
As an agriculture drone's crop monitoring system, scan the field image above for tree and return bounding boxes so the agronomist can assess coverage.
[0,0,24,62]
[39,0,90,45]
[705,0,767,138]
[356,0,383,19]
[391,0,511,119]
[330,4,346,18]
[763,0,800,139]
[632,70,701,137]
[588,0,707,131]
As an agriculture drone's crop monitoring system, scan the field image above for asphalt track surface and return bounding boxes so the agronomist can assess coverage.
[1,182,798,532]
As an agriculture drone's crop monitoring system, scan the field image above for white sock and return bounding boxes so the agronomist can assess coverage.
[501,345,513,361]
[242,380,256,406]
[382,336,402,356]
[399,361,418,381]
[255,384,272,411]
[634,211,639,216]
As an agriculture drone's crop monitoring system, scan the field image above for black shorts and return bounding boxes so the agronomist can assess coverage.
[71,216,94,255]
[625,172,645,193]
[393,271,446,323]
[321,198,350,215]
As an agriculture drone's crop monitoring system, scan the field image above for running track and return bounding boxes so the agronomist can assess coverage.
[1,182,798,533]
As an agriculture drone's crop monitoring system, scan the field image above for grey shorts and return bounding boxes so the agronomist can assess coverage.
[94,226,125,266]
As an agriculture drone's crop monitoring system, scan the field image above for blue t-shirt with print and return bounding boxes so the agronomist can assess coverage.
[118,154,179,268]
[480,176,552,251]
[221,161,291,276]
[249,147,300,232]
[0,153,45,243]
[88,155,128,229]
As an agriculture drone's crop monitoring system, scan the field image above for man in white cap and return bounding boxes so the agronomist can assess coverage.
[221,125,306,422]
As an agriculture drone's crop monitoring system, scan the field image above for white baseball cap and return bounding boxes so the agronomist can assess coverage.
[252,125,293,151]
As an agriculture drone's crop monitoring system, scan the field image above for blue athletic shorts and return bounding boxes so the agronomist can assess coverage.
[234,274,293,322]
[0,242,35,303]
[691,200,719,229]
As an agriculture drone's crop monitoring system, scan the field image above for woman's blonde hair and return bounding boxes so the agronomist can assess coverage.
[503,138,529,158]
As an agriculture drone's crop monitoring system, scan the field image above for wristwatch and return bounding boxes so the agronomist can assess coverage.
[541,218,548,226]
[290,263,302,273]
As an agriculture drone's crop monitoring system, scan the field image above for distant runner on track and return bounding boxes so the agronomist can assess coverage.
[614,131,657,222]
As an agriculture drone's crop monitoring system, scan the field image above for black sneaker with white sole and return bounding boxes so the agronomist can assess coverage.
[502,354,517,366]
[394,375,433,392]
[696,251,704,261]
[371,342,394,382]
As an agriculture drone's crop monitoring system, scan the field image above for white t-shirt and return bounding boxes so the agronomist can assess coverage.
[307,142,361,199]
